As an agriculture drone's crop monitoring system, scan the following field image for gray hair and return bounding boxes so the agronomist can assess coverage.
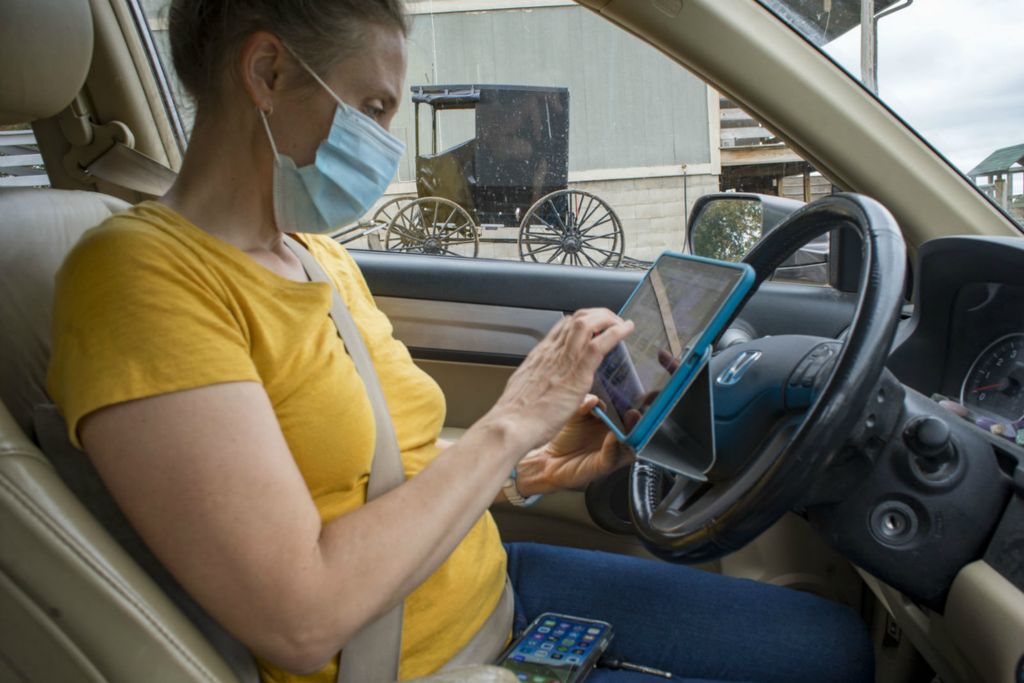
[168,0,407,112]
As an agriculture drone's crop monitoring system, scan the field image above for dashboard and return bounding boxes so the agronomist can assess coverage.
[946,285,1024,426]
[890,235,1024,445]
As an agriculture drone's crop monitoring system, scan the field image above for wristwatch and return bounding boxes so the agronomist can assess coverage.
[502,467,543,507]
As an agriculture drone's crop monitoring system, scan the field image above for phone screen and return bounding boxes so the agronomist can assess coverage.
[498,613,612,683]
[592,255,745,435]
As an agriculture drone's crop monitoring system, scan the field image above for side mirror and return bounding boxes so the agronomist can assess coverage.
[687,193,830,284]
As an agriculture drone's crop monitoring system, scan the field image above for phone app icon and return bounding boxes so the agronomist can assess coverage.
[543,620,556,626]
[532,634,544,640]
[546,636,558,642]
[537,627,550,634]
[557,646,568,653]
[540,643,554,650]
[572,648,585,655]
[582,635,595,642]
[553,629,565,637]
[535,650,548,658]
[587,628,601,635]
[566,656,582,664]
[561,638,574,646]
[551,653,564,660]
[512,655,525,662]
[559,623,571,630]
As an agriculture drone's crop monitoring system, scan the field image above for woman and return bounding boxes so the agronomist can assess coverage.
[47,1,872,681]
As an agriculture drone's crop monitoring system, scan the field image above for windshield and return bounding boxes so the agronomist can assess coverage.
[759,0,1024,232]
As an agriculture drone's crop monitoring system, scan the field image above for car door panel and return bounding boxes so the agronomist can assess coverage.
[379,297,562,368]
[360,252,859,344]
[361,251,862,594]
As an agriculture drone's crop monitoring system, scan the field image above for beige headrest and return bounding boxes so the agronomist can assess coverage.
[0,0,94,125]
[0,188,130,437]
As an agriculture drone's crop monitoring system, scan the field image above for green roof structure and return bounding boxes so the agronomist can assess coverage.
[967,143,1024,178]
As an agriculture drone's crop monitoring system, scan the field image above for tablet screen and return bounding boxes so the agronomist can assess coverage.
[592,255,745,435]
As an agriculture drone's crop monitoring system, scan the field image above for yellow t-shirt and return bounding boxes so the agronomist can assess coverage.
[46,201,507,682]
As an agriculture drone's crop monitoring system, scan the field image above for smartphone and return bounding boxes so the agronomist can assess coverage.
[496,612,613,683]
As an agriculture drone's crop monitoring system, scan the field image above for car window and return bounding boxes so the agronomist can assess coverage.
[137,1,834,282]
[759,0,1024,234]
[0,124,50,189]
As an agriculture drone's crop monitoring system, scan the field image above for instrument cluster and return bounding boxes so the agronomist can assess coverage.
[939,282,1024,446]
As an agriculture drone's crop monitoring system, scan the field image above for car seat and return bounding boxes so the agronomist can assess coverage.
[0,1,514,681]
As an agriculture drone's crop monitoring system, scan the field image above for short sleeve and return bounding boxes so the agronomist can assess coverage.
[47,220,260,448]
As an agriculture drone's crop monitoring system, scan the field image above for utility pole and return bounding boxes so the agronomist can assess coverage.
[860,0,878,94]
[861,0,915,96]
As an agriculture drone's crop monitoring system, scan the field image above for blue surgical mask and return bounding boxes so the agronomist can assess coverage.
[259,56,405,233]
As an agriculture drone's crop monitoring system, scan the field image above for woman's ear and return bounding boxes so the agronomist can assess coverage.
[238,31,289,112]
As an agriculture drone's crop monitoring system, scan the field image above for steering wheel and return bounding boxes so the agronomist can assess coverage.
[629,194,906,563]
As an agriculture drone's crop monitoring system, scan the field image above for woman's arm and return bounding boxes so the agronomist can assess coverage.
[79,308,632,674]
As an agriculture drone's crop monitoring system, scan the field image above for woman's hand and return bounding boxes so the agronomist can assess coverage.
[514,394,634,496]
[487,308,634,455]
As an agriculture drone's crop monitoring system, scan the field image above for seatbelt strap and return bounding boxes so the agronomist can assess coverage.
[84,142,177,197]
[283,235,405,682]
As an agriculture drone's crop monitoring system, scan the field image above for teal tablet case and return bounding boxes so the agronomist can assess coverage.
[592,252,754,477]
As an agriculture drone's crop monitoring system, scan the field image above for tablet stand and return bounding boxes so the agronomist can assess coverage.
[637,351,717,482]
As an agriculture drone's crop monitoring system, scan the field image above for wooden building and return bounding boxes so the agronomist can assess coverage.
[968,143,1024,220]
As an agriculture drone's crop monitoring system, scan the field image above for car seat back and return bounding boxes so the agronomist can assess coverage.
[0,0,249,680]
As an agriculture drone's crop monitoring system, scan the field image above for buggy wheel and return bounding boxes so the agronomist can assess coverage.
[518,189,624,267]
[385,197,479,258]
[362,195,416,250]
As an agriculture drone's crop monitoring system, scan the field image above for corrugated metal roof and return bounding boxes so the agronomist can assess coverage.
[968,143,1024,177]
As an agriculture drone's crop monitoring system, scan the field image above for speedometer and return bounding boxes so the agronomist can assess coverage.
[960,333,1024,421]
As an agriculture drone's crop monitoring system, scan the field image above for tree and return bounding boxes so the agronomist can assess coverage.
[690,199,762,262]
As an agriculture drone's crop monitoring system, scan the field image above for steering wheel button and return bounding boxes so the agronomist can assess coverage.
[790,359,813,387]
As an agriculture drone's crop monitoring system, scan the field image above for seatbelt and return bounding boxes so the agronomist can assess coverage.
[84,142,178,197]
[283,236,514,681]
[284,235,406,682]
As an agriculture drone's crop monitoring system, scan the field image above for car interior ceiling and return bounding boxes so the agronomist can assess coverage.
[2,1,1023,683]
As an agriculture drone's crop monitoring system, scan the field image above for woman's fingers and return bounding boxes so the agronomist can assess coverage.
[603,431,635,470]
[577,394,601,416]
[584,321,634,372]
[494,308,635,448]
[564,308,627,348]
[658,348,681,374]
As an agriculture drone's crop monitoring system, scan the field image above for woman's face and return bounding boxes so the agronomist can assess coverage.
[262,22,407,168]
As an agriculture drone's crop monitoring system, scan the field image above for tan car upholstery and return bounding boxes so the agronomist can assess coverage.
[0,0,93,126]
[0,189,129,437]
[2,1,254,678]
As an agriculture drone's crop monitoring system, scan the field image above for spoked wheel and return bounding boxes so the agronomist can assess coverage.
[372,195,417,231]
[364,195,416,250]
[385,197,480,258]
[518,189,624,267]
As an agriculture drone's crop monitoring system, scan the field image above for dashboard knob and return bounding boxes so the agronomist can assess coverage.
[904,416,957,480]
[911,416,951,457]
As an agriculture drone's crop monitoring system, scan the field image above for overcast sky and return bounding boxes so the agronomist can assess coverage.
[822,0,1023,175]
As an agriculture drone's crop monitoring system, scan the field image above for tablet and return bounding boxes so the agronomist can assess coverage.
[591,252,754,456]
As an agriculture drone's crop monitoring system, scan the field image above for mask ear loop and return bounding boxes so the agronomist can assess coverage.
[282,43,352,114]
[258,107,283,162]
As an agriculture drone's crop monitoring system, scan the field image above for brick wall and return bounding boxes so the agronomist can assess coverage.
[345,172,720,265]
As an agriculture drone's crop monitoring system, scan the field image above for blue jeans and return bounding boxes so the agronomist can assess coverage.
[505,543,873,683]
